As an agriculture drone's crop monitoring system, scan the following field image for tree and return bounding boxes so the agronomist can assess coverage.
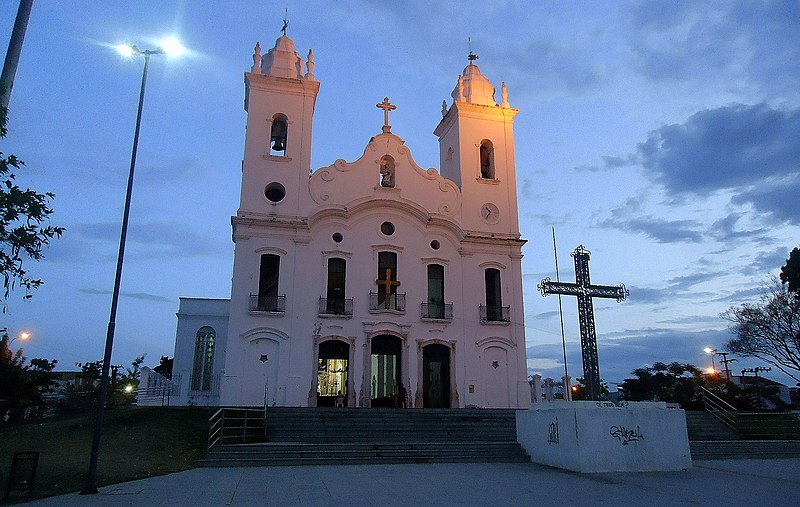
[780,247,800,293]
[570,377,610,401]
[0,85,64,302]
[0,335,58,420]
[724,280,800,382]
[153,355,173,379]
[620,362,707,409]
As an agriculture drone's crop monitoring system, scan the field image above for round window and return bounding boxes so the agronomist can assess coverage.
[332,232,343,243]
[430,240,440,250]
[264,182,286,203]
[380,221,395,236]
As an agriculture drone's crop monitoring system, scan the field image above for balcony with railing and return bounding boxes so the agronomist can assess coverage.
[420,302,453,321]
[318,297,354,317]
[369,291,406,313]
[249,294,286,314]
[480,305,510,324]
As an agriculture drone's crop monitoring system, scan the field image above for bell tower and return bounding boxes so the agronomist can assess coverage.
[240,33,319,217]
[434,55,519,234]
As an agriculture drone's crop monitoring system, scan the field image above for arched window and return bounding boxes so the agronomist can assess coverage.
[269,113,288,156]
[427,264,445,318]
[326,257,347,314]
[258,254,280,311]
[191,326,216,391]
[484,268,503,321]
[479,139,495,179]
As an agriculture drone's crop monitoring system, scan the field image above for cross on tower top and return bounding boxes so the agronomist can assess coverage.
[281,8,288,36]
[468,36,479,63]
[376,97,397,134]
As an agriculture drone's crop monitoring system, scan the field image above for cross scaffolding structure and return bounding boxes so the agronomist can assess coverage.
[538,245,629,401]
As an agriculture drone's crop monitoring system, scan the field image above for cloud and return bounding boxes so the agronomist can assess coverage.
[599,215,704,243]
[742,247,792,277]
[708,213,769,243]
[72,221,229,258]
[625,2,800,98]
[80,288,172,303]
[635,103,800,224]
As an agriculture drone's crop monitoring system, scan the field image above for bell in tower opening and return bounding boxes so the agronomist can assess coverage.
[270,114,288,156]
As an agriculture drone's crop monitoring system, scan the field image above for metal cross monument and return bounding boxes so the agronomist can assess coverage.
[538,245,629,401]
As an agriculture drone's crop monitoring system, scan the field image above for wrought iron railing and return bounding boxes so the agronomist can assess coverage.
[699,386,739,437]
[369,291,406,312]
[318,297,354,316]
[480,305,510,323]
[207,407,267,451]
[420,302,453,320]
[249,294,286,313]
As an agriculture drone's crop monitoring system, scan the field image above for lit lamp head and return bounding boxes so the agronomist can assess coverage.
[704,347,716,355]
[19,331,30,341]
[114,37,184,58]
[705,367,717,375]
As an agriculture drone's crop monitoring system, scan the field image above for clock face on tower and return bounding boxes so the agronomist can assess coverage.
[480,203,500,224]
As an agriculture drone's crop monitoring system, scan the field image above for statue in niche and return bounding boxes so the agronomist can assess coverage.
[379,156,395,188]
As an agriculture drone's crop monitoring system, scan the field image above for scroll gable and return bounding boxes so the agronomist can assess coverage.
[309,133,461,217]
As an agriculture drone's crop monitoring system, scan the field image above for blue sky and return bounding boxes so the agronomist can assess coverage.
[1,1,798,387]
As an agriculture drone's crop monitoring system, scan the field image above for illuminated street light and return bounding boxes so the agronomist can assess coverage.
[704,347,717,373]
[81,37,184,496]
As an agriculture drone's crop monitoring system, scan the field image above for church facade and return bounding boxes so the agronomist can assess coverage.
[161,31,530,409]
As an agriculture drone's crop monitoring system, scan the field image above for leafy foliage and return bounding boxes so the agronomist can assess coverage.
[153,355,173,379]
[724,280,800,382]
[780,247,800,293]
[620,362,707,409]
[0,335,58,420]
[0,85,64,301]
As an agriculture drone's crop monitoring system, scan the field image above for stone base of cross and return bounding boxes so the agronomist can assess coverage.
[537,245,628,401]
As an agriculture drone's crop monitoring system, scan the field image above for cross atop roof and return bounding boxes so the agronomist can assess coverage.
[376,97,397,134]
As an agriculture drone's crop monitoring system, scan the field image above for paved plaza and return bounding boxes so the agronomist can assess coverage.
[19,458,800,506]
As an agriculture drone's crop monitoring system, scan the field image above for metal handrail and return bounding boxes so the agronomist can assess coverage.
[207,408,224,450]
[206,407,267,451]
[700,386,739,436]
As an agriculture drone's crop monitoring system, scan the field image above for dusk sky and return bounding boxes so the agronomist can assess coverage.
[2,1,798,387]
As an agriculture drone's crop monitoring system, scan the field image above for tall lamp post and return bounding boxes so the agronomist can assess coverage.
[703,347,717,374]
[81,38,183,495]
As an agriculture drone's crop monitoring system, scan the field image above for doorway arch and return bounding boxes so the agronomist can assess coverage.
[422,343,451,408]
[370,334,403,407]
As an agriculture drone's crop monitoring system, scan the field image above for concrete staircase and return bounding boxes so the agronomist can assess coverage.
[686,411,800,460]
[685,411,738,440]
[199,407,530,467]
[690,440,800,460]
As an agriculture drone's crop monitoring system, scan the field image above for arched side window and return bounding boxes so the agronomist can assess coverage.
[326,257,347,314]
[269,113,288,156]
[479,139,495,179]
[191,326,216,391]
[258,254,281,311]
[484,268,503,321]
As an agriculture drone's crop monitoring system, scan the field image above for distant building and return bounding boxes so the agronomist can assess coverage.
[730,374,792,407]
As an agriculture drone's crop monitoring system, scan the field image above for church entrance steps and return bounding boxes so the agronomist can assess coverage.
[200,407,530,467]
[690,440,800,460]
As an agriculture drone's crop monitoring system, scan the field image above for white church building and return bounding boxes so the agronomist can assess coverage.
[150,30,530,409]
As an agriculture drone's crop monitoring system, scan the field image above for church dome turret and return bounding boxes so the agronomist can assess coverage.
[256,34,313,80]
[451,59,497,107]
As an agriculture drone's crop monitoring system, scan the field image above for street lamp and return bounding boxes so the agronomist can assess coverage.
[0,328,30,346]
[704,347,717,373]
[81,37,183,496]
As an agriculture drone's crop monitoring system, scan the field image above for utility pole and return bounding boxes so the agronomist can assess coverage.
[1,0,34,110]
[717,352,736,381]
[741,367,771,410]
